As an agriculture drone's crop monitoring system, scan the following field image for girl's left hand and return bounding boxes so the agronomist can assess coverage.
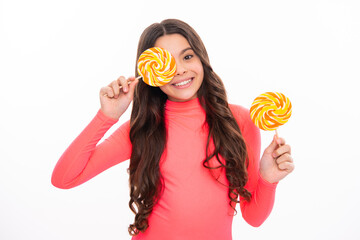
[259,135,294,184]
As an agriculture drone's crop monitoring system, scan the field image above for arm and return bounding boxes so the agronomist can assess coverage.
[230,104,277,227]
[51,109,132,189]
[52,76,139,189]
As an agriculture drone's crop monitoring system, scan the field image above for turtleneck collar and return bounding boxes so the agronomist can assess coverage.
[164,97,203,113]
[164,97,206,127]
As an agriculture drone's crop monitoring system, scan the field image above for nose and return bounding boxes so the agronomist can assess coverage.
[175,61,186,76]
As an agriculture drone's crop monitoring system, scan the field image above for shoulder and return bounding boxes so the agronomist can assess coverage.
[229,104,251,129]
[229,103,249,118]
[229,103,260,140]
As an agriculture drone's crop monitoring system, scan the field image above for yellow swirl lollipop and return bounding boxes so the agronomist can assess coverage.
[250,92,292,131]
[102,47,176,97]
[137,47,177,87]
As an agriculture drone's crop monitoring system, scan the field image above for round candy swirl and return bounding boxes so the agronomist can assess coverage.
[250,92,292,131]
[137,47,177,87]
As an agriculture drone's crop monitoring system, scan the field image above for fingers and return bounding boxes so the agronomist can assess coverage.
[275,136,286,146]
[100,86,115,98]
[275,152,293,164]
[274,146,294,173]
[127,76,139,98]
[115,76,129,93]
[263,135,279,154]
[101,76,136,98]
[277,159,295,173]
[269,135,294,167]
[272,144,291,158]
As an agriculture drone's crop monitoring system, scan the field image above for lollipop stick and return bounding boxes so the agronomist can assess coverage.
[103,76,142,97]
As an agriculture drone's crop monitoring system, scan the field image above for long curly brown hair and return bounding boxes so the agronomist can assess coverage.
[128,19,251,236]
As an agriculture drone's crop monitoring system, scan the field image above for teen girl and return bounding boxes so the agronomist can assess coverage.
[52,19,294,240]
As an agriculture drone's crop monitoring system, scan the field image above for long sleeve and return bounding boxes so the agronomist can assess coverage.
[51,109,132,189]
[230,104,278,227]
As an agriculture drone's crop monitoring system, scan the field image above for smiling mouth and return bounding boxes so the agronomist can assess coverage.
[173,78,194,87]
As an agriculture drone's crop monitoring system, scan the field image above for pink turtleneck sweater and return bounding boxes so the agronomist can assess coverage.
[51,98,277,240]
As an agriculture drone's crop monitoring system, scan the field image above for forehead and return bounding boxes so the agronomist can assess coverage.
[154,34,191,56]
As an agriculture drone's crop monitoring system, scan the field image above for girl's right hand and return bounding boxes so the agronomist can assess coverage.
[99,76,139,120]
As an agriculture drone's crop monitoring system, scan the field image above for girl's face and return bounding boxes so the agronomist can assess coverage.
[154,34,204,102]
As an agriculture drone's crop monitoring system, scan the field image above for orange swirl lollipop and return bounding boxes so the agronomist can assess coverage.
[137,47,177,87]
[103,47,176,97]
[250,92,292,132]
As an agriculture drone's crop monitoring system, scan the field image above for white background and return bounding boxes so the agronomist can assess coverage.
[1,0,359,239]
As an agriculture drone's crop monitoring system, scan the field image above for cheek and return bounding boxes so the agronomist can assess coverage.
[159,85,170,95]
[194,59,204,76]
[195,63,204,80]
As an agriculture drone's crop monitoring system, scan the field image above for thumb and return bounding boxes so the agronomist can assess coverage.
[264,135,279,155]
[127,77,139,97]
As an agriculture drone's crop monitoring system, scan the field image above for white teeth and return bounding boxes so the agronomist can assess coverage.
[174,79,192,86]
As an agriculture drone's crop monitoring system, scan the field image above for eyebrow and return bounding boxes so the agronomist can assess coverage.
[180,47,193,55]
